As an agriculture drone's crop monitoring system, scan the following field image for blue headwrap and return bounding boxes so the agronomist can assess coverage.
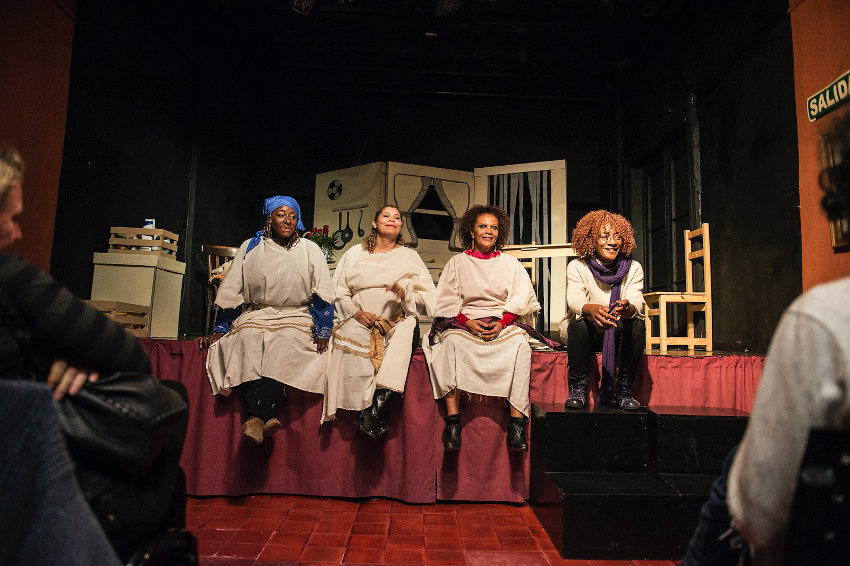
[245,195,304,257]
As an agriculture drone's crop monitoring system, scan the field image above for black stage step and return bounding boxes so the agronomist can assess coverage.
[534,402,651,474]
[653,405,749,475]
[529,403,748,560]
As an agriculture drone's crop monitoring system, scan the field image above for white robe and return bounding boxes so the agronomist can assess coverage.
[422,252,540,417]
[205,237,335,396]
[322,245,437,423]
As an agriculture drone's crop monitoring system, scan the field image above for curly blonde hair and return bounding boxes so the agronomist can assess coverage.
[362,205,406,253]
[458,205,510,251]
[571,210,636,259]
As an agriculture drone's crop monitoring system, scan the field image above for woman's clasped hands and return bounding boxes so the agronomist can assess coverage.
[582,299,634,330]
[465,319,503,341]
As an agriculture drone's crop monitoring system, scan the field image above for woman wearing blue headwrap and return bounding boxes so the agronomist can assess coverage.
[200,196,335,444]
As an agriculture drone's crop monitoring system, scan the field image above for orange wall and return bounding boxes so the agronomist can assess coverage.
[0,0,76,272]
[790,0,850,289]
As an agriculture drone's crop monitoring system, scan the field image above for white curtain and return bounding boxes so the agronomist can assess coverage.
[394,175,467,250]
[489,171,551,333]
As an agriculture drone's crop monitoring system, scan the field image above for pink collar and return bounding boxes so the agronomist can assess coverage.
[464,249,501,259]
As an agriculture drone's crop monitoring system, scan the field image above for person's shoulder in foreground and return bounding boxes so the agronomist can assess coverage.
[726,109,850,564]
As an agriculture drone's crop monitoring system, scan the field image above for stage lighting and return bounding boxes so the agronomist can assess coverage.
[291,0,318,15]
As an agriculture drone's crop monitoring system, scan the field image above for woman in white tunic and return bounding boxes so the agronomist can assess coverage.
[322,205,437,438]
[200,196,335,445]
[423,205,541,452]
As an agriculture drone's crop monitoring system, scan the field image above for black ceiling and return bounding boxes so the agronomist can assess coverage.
[150,0,681,100]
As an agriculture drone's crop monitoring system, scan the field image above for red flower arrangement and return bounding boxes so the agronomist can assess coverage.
[303,225,334,262]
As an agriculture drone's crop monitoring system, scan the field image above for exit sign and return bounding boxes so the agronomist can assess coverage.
[808,70,850,122]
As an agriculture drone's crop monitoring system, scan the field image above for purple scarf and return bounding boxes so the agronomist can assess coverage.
[586,253,632,403]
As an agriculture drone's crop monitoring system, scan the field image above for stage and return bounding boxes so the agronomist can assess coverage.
[142,339,763,504]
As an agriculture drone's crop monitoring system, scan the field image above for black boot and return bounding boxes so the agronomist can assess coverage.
[615,381,641,410]
[373,389,396,437]
[564,382,587,409]
[442,414,461,451]
[356,406,380,438]
[507,416,528,452]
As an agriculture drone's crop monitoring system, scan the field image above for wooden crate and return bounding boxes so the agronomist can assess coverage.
[85,300,150,338]
[108,226,179,259]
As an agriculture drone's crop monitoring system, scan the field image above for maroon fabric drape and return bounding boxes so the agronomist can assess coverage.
[142,340,763,503]
[144,340,438,503]
[567,353,763,413]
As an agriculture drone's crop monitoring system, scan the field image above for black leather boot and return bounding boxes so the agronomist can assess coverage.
[373,388,396,437]
[442,414,461,451]
[564,382,587,409]
[507,416,528,451]
[357,388,398,438]
[615,381,641,410]
[356,406,380,438]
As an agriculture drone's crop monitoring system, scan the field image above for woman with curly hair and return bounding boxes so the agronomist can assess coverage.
[321,205,437,437]
[423,204,543,452]
[200,196,335,444]
[560,210,645,410]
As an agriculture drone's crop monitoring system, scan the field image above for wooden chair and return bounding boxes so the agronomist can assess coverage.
[502,242,576,341]
[644,223,712,352]
[515,241,537,286]
[201,244,239,334]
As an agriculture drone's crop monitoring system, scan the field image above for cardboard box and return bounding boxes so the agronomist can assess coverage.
[91,253,185,338]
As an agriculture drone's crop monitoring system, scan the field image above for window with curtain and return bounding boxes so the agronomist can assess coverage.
[488,171,552,334]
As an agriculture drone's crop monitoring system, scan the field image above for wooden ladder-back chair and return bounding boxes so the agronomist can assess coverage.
[201,244,239,334]
[644,223,712,352]
[516,241,537,287]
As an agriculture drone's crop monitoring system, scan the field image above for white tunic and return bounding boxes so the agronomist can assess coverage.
[322,245,437,423]
[205,237,335,396]
[422,252,540,416]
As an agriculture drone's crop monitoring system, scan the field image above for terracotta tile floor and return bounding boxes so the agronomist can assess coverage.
[188,495,681,566]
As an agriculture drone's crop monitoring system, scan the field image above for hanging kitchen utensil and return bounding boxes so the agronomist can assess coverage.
[342,210,354,244]
[332,211,345,250]
[357,209,364,237]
